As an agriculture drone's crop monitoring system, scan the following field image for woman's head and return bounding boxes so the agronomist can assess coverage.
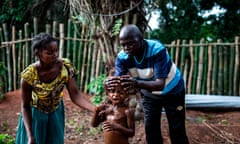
[32,33,57,55]
[32,33,58,63]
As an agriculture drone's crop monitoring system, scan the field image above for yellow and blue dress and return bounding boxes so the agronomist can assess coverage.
[16,58,77,144]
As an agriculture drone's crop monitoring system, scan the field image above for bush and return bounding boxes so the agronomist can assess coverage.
[87,74,107,105]
[0,134,15,144]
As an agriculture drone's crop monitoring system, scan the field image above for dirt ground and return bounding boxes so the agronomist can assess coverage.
[0,89,240,144]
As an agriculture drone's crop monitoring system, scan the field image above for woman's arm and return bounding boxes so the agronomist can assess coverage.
[66,77,95,112]
[21,79,35,143]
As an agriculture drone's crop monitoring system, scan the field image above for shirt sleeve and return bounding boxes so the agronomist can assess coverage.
[62,58,78,78]
[114,56,128,76]
[21,64,37,86]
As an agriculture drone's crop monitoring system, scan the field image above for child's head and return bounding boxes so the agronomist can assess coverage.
[105,76,128,105]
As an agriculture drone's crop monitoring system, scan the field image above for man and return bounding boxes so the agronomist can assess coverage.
[105,24,189,144]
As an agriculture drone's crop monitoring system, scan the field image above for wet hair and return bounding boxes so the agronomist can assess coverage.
[32,33,57,55]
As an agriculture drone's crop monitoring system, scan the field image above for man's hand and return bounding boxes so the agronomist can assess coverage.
[104,76,121,90]
[120,75,138,93]
[104,75,138,94]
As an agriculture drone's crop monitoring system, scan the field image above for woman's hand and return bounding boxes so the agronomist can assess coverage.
[95,104,109,122]
[28,136,36,144]
[95,104,106,112]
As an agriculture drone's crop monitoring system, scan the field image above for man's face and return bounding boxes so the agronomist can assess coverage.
[119,37,141,56]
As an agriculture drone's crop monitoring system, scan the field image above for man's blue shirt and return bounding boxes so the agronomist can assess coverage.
[115,39,184,96]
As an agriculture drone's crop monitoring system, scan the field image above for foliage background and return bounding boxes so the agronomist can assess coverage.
[0,0,239,97]
[0,0,239,43]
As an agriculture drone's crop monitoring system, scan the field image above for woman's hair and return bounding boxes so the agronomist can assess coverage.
[32,33,57,54]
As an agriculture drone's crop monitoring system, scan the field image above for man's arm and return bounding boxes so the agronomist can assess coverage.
[136,78,166,91]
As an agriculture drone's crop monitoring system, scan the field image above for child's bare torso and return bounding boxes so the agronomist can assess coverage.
[103,106,129,144]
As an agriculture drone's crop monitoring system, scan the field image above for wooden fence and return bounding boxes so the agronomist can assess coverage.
[166,38,239,96]
[0,19,239,96]
[0,18,105,93]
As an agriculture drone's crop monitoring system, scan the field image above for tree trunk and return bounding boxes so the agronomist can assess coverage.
[68,0,147,74]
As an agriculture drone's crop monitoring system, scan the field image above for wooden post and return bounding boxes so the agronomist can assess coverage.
[169,41,176,61]
[17,30,23,87]
[233,36,239,96]
[66,19,72,59]
[196,38,204,94]
[212,41,218,94]
[2,23,12,91]
[80,24,89,92]
[33,17,38,36]
[45,24,51,34]
[201,41,208,94]
[180,40,186,73]
[183,59,189,91]
[85,25,96,92]
[90,39,97,79]
[72,24,78,65]
[228,42,235,95]
[11,26,16,90]
[24,22,30,66]
[175,39,180,66]
[52,21,57,38]
[0,28,6,92]
[77,24,85,87]
[223,42,229,95]
[188,40,194,94]
[96,48,102,77]
[59,23,64,58]
[0,28,4,59]
[207,45,212,94]
[192,40,199,94]
[217,39,223,94]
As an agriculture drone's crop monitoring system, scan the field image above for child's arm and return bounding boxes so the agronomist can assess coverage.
[121,108,135,137]
[91,104,106,127]
[126,108,135,137]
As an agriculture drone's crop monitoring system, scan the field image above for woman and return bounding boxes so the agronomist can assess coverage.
[16,33,95,144]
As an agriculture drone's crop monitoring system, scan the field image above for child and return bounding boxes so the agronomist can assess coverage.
[91,76,135,144]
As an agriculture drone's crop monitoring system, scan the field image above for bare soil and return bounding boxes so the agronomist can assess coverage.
[1,89,240,144]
